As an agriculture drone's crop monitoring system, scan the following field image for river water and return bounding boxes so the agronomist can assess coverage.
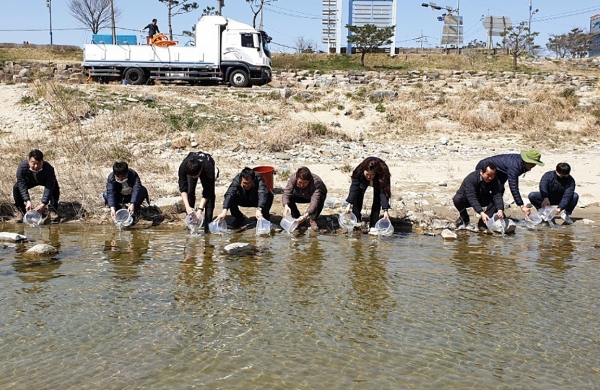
[1,223,599,389]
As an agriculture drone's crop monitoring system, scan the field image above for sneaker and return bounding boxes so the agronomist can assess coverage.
[14,211,23,223]
[368,227,379,235]
[50,211,61,224]
[455,217,469,228]
[309,219,319,231]
[231,217,246,228]
[560,210,573,225]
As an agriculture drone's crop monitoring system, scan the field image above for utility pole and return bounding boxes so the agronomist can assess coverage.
[456,0,460,52]
[110,0,116,44]
[217,0,224,15]
[259,0,264,31]
[528,0,532,32]
[46,0,53,46]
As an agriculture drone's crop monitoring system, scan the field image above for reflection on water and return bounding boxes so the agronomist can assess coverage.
[0,224,599,389]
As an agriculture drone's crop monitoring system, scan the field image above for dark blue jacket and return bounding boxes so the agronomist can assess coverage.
[476,154,528,206]
[456,170,504,214]
[15,160,59,205]
[106,169,144,208]
[178,151,216,199]
[346,172,391,210]
[223,171,269,209]
[539,170,576,210]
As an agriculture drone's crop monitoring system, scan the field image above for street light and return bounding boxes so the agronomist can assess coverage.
[46,0,53,46]
[422,1,460,51]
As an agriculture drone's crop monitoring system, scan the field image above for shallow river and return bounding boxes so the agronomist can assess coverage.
[1,223,599,389]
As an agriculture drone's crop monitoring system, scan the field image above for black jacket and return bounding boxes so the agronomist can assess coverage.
[106,169,144,208]
[539,170,576,210]
[223,171,269,209]
[456,170,504,214]
[15,160,58,205]
[346,173,391,210]
[178,151,216,199]
[476,153,528,206]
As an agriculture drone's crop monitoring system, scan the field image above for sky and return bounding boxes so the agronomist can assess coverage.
[1,0,599,53]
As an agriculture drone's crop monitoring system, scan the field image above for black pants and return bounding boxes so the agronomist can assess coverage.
[287,194,326,220]
[352,188,381,228]
[103,186,149,209]
[13,182,60,213]
[229,192,274,221]
[452,194,499,223]
[187,176,215,224]
[528,192,579,214]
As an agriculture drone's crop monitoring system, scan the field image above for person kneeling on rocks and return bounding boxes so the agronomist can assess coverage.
[528,162,578,225]
[453,162,505,229]
[13,149,61,223]
[103,161,150,220]
[215,167,273,228]
[282,166,327,231]
[344,157,391,234]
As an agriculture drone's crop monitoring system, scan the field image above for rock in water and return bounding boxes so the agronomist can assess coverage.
[0,232,27,242]
[224,242,253,254]
[441,229,457,239]
[26,244,58,256]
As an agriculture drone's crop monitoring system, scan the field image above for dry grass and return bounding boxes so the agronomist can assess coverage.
[0,46,82,63]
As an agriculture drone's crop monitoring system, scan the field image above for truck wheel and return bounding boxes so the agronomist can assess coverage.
[124,67,147,85]
[229,69,249,88]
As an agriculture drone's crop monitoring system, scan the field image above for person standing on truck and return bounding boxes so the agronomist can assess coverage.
[178,151,217,232]
[141,19,160,45]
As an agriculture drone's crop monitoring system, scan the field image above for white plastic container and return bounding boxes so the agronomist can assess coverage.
[486,214,508,233]
[280,216,299,234]
[338,212,358,230]
[375,218,394,236]
[114,209,133,227]
[539,206,557,222]
[525,210,543,225]
[23,210,42,227]
[208,219,227,234]
[256,219,271,235]
[185,211,204,228]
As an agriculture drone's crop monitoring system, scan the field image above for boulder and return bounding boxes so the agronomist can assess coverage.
[25,244,58,256]
[224,242,253,254]
[441,229,457,239]
[154,196,185,214]
[0,232,27,242]
[370,90,398,101]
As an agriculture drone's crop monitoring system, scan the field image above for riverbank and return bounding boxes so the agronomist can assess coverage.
[0,76,599,230]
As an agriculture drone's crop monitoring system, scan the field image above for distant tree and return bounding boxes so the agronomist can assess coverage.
[547,29,594,58]
[346,24,395,67]
[67,0,121,34]
[293,36,317,53]
[246,0,278,29]
[500,21,539,70]
[158,0,199,40]
[466,39,486,48]
[547,33,569,58]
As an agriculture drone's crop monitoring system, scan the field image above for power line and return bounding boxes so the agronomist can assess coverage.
[266,4,323,19]
[264,8,322,20]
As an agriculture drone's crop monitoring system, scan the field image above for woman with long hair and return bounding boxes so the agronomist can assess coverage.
[344,157,391,231]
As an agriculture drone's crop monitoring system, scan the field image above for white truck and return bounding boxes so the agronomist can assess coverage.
[83,15,272,87]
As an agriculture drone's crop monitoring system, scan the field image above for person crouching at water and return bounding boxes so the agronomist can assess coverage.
[215,167,273,228]
[178,151,217,232]
[453,162,505,229]
[344,157,391,233]
[13,149,61,223]
[103,161,150,220]
[528,162,578,225]
[282,166,328,231]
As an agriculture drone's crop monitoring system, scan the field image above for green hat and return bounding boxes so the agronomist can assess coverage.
[520,149,545,166]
